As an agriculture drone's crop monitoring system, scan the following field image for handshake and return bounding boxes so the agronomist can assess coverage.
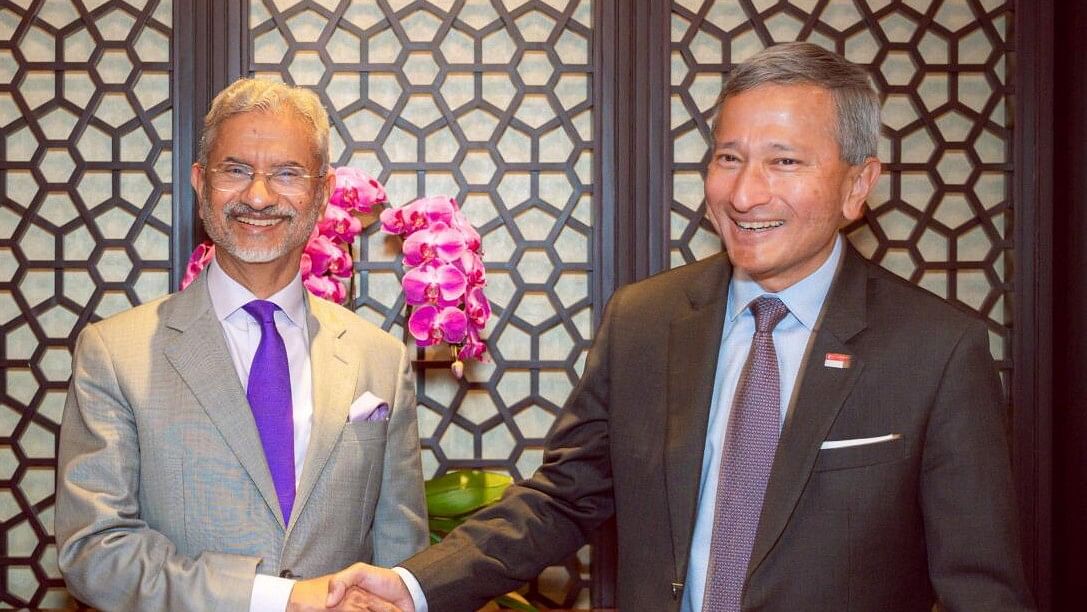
[288,564,413,612]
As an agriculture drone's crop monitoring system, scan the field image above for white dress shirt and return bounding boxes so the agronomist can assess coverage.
[205,258,314,612]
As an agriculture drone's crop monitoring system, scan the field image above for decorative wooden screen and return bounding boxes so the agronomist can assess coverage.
[0,0,175,605]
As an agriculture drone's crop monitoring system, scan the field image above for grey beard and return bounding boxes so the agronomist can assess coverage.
[200,196,320,264]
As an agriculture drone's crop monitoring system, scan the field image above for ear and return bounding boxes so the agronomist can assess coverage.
[841,157,881,222]
[191,163,206,218]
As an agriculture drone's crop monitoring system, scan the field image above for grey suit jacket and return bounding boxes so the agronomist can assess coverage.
[55,273,428,611]
[401,245,1034,611]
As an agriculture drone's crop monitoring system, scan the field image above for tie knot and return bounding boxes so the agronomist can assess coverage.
[751,296,788,333]
[242,300,280,325]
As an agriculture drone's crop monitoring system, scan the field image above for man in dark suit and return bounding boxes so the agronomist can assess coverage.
[327,42,1034,611]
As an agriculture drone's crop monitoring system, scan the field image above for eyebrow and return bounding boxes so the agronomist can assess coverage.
[714,141,799,152]
[219,156,306,169]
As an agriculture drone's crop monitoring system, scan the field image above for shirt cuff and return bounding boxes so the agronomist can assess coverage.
[391,566,428,612]
[250,574,295,612]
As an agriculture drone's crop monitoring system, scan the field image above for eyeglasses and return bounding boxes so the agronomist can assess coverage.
[206,163,325,197]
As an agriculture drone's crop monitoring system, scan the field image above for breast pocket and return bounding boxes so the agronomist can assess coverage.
[341,418,389,442]
[812,436,906,472]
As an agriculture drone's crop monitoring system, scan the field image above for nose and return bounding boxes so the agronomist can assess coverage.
[241,173,275,209]
[730,163,771,213]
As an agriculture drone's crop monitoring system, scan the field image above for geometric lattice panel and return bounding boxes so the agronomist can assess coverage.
[0,0,173,606]
[669,0,1013,380]
[248,0,594,607]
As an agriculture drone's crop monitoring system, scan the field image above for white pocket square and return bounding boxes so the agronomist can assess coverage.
[348,391,390,422]
[820,433,901,450]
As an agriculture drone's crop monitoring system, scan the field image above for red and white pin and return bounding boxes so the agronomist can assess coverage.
[824,353,852,369]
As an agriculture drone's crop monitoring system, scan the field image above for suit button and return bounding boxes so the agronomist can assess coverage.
[280,569,298,579]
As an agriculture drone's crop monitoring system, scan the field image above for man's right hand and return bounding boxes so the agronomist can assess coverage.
[325,563,415,612]
[288,574,403,612]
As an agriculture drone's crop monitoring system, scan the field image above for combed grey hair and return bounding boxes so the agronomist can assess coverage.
[197,78,330,169]
[713,42,881,165]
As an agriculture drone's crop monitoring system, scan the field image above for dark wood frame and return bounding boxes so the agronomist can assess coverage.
[1012,0,1054,608]
[1050,0,1086,609]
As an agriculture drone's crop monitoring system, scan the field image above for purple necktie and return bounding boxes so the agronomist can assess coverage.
[703,296,789,612]
[242,300,296,525]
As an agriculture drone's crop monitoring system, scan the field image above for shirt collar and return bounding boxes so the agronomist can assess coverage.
[206,255,307,328]
[727,233,844,331]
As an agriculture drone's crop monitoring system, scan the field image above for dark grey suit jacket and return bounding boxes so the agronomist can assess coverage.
[402,245,1034,611]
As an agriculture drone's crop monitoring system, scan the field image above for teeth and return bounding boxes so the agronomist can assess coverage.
[237,217,281,227]
[737,220,784,230]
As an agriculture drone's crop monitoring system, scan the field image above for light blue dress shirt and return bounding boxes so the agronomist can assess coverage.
[680,235,844,612]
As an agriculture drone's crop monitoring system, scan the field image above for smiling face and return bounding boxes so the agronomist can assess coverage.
[191,110,332,288]
[705,83,880,292]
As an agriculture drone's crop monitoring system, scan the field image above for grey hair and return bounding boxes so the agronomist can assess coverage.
[198,78,330,169]
[713,42,881,165]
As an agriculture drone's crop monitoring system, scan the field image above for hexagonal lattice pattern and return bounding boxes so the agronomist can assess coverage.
[669,0,1013,377]
[251,0,594,606]
[0,0,173,606]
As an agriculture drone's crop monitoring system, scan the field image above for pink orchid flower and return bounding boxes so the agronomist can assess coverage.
[318,204,363,243]
[300,252,313,277]
[402,261,467,306]
[451,209,482,253]
[455,251,487,288]
[330,167,387,213]
[180,241,216,290]
[380,196,457,235]
[403,221,467,266]
[408,304,468,346]
[304,274,347,304]
[305,234,352,278]
[459,327,489,362]
[464,286,491,328]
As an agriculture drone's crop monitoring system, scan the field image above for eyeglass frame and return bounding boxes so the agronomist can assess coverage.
[202,162,328,197]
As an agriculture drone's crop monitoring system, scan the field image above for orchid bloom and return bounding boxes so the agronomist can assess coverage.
[402,261,467,307]
[330,167,387,213]
[305,234,352,278]
[451,209,482,253]
[403,221,467,266]
[408,304,468,346]
[318,204,363,243]
[456,251,487,288]
[464,286,491,328]
[304,274,347,304]
[300,252,313,277]
[380,196,456,235]
[181,241,215,290]
[458,327,488,362]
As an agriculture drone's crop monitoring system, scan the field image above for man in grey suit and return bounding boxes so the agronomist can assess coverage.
[55,78,426,611]
[326,43,1034,611]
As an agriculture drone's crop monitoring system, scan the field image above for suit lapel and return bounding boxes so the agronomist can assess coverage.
[161,274,284,526]
[664,254,732,583]
[747,247,869,577]
[287,294,354,536]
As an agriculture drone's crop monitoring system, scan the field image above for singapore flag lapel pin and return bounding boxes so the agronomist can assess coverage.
[824,353,852,369]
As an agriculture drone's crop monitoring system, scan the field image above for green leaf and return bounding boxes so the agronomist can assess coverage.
[493,594,538,611]
[425,469,513,517]
[427,515,464,537]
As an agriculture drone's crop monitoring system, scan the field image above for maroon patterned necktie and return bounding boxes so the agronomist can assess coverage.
[703,296,789,612]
